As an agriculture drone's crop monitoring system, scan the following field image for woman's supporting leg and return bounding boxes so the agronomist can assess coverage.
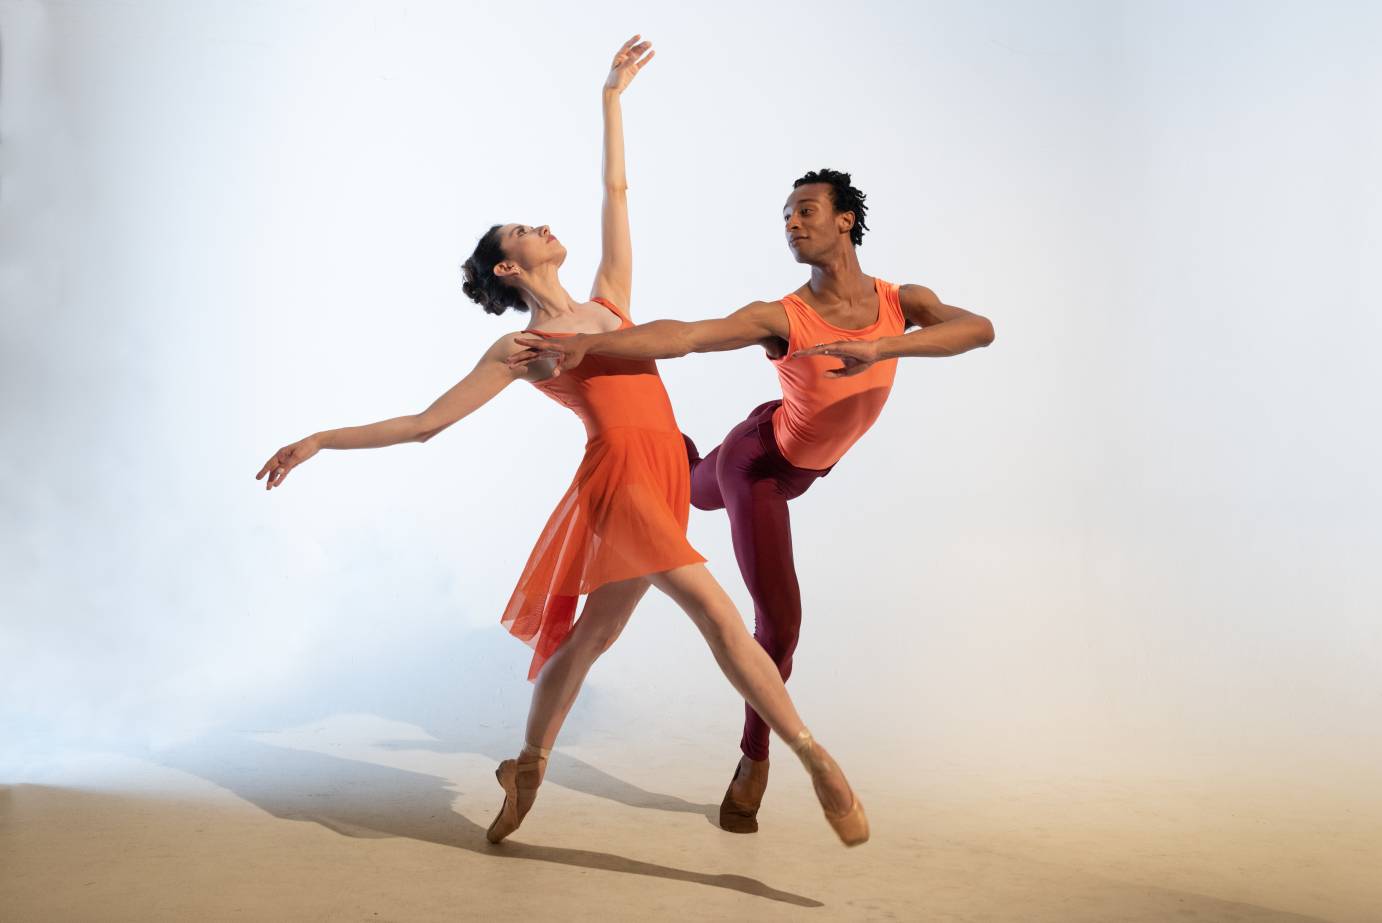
[647,563,855,818]
[524,576,651,750]
[488,577,650,844]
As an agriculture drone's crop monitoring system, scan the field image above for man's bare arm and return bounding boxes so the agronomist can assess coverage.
[510,301,787,371]
[874,284,994,358]
[790,285,994,378]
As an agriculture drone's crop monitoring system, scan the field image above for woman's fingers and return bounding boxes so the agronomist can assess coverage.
[257,448,300,488]
[614,34,640,64]
[257,449,288,481]
[616,38,652,70]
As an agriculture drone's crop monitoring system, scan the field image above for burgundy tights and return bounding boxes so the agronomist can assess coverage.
[684,400,833,761]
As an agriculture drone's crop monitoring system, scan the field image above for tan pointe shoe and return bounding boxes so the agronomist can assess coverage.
[485,745,549,844]
[789,729,869,847]
[718,755,770,834]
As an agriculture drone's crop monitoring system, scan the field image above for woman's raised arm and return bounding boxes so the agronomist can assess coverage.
[589,35,654,312]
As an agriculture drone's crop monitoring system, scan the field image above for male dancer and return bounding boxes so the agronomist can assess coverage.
[512,169,994,833]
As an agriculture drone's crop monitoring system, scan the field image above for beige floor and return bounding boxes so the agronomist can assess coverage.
[3,715,1377,922]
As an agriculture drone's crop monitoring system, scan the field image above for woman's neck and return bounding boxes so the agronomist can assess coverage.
[521,268,582,324]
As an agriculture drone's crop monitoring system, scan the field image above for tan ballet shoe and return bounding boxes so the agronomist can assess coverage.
[789,729,869,847]
[485,745,549,844]
[718,755,770,834]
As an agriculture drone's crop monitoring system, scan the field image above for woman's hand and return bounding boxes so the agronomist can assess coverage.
[791,340,883,378]
[604,34,654,95]
[256,435,321,490]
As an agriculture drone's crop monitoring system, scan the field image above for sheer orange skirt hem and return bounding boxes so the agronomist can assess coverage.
[501,428,705,680]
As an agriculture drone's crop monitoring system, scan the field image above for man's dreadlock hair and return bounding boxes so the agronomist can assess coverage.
[793,168,869,247]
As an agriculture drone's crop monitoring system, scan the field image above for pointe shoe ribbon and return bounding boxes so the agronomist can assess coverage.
[789,729,869,847]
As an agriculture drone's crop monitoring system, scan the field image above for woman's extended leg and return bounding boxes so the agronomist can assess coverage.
[487,576,649,844]
[647,563,865,844]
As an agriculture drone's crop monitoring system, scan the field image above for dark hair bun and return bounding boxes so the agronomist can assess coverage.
[461,225,529,316]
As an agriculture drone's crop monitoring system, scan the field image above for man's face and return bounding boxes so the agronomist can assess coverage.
[783,183,851,263]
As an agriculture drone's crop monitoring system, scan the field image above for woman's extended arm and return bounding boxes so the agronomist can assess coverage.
[589,34,654,310]
[255,334,528,489]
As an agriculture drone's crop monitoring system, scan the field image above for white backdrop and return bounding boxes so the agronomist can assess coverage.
[3,0,1379,786]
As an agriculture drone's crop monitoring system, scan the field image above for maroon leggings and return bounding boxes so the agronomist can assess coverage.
[683,400,833,761]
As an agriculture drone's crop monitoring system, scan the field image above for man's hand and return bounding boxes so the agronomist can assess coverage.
[791,340,882,378]
[508,333,591,375]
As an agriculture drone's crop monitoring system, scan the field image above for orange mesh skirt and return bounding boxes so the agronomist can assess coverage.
[502,428,705,679]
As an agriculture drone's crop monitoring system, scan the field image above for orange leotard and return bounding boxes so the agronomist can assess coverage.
[501,297,704,679]
[770,278,908,470]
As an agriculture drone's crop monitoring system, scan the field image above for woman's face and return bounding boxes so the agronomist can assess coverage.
[495,223,567,278]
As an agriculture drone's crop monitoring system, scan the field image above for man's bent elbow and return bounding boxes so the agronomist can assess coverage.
[413,414,442,443]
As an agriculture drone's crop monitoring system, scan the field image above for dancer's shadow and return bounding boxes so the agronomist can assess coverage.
[376,736,720,826]
[158,733,820,908]
[153,626,816,906]
[230,626,724,824]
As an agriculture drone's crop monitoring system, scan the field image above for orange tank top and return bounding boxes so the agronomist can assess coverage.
[770,278,907,470]
[526,298,681,440]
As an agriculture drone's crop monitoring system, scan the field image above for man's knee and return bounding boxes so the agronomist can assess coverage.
[752,605,802,659]
[687,435,730,512]
[756,627,800,665]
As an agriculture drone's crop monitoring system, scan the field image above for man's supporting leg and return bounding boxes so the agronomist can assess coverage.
[723,475,802,761]
[687,402,825,832]
[712,452,802,833]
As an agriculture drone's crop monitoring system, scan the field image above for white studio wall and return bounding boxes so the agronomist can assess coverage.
[2,0,1379,796]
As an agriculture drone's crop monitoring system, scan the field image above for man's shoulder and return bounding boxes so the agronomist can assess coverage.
[692,299,789,347]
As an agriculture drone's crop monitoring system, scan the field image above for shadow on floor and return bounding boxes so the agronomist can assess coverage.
[157,733,819,908]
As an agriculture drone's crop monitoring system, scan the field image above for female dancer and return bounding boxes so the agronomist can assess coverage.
[254,37,866,847]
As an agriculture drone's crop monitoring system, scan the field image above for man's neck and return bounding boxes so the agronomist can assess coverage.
[805,246,870,303]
